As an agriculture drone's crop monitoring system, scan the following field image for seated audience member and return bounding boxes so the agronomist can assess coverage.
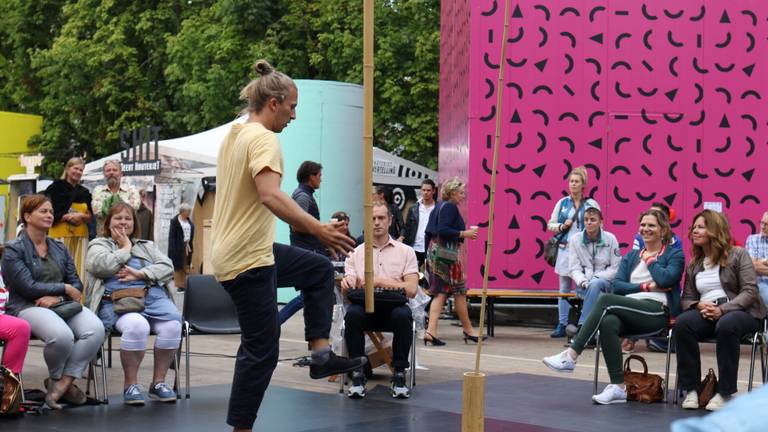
[676,210,766,411]
[0,247,31,412]
[566,206,621,335]
[341,201,419,399]
[632,202,682,250]
[543,209,684,404]
[745,211,768,309]
[1,194,105,410]
[627,202,683,353]
[86,202,182,405]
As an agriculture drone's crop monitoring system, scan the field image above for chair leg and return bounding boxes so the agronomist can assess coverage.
[410,321,417,389]
[663,328,673,403]
[107,333,113,368]
[593,330,600,395]
[749,331,758,391]
[184,322,191,399]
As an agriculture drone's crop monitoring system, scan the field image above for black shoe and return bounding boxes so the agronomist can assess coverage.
[309,352,368,379]
[424,332,446,346]
[463,331,488,344]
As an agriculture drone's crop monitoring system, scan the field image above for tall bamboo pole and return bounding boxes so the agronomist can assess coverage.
[473,0,510,376]
[463,1,510,430]
[363,0,374,313]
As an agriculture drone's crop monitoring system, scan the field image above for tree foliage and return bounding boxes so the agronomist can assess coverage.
[0,0,440,175]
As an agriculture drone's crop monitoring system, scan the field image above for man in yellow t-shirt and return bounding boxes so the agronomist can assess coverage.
[211,60,363,432]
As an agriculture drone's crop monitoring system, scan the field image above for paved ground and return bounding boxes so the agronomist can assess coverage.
[18,301,764,406]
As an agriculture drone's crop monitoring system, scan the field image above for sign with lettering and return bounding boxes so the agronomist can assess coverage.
[120,126,161,176]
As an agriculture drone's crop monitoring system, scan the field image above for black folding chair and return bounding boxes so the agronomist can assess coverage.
[179,275,241,399]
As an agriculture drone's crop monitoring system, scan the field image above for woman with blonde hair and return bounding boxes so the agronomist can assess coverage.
[676,210,765,411]
[44,157,93,279]
[547,166,600,337]
[424,177,483,345]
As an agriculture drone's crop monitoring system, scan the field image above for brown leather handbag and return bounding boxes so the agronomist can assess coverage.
[697,368,717,407]
[623,355,664,403]
[0,366,22,416]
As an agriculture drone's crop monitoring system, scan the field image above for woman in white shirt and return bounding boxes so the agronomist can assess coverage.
[542,209,684,405]
[676,210,765,411]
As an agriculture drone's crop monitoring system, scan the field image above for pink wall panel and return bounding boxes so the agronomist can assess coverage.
[440,0,768,290]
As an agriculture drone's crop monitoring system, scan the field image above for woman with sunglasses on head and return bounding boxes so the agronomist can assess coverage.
[676,210,765,411]
[2,194,104,410]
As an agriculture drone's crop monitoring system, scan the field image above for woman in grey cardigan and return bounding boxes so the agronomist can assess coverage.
[86,202,182,406]
[676,210,766,411]
[1,195,104,410]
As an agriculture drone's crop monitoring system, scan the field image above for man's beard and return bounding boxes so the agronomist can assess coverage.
[107,176,120,188]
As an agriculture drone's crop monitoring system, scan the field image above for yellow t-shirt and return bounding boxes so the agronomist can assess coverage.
[211,122,284,281]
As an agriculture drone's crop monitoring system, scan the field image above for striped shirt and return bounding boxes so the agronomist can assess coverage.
[745,234,768,285]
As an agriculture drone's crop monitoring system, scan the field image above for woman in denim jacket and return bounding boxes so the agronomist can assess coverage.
[1,195,104,410]
[547,166,600,337]
[543,209,684,405]
[86,202,181,405]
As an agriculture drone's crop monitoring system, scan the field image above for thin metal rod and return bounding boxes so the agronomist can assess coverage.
[474,0,511,374]
[363,0,375,313]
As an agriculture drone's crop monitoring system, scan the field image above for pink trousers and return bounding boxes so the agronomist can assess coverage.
[0,314,31,373]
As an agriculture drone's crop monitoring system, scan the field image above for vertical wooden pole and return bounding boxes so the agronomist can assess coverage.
[463,1,510,431]
[363,0,375,313]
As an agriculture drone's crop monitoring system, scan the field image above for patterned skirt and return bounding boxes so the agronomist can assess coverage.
[426,241,466,296]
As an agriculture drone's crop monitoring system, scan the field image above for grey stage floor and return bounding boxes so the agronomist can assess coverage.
[1,373,701,431]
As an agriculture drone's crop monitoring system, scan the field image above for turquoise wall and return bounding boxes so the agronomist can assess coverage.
[276,80,363,302]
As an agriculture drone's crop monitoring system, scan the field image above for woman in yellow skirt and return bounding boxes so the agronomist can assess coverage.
[44,157,93,288]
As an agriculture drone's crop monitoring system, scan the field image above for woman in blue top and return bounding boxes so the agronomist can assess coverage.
[424,177,482,346]
[543,209,684,405]
[86,202,182,406]
[547,166,600,337]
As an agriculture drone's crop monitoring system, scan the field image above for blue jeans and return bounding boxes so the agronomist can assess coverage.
[575,279,612,325]
[558,275,573,325]
[278,293,305,324]
[758,280,768,311]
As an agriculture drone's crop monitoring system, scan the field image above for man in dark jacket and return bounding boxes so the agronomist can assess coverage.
[281,161,330,324]
[402,179,437,268]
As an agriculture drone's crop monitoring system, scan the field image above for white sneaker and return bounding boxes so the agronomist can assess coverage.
[592,384,627,405]
[542,350,576,373]
[346,370,366,399]
[705,393,729,411]
[681,390,699,409]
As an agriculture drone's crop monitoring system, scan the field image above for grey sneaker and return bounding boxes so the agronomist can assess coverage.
[390,371,410,399]
[123,384,145,406]
[346,369,366,399]
[148,382,177,402]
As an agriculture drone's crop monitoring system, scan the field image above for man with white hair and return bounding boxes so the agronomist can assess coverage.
[745,211,768,308]
[91,160,141,233]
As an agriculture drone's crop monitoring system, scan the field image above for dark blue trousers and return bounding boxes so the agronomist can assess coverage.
[221,243,334,429]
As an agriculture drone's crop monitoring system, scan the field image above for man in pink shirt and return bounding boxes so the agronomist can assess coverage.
[341,201,419,399]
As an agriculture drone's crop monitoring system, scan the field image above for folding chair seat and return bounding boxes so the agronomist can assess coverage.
[672,318,767,403]
[180,275,241,399]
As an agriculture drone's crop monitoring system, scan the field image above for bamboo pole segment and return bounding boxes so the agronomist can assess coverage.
[462,372,486,432]
[363,0,375,313]
[463,1,510,431]
[473,0,510,376]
